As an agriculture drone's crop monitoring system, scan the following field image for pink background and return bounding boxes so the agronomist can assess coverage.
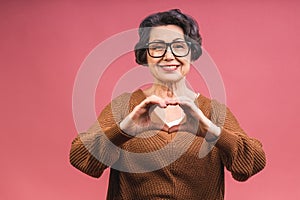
[1,0,299,199]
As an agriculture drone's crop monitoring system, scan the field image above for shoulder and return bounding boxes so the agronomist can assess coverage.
[195,94,225,111]
[106,89,146,117]
[110,89,146,106]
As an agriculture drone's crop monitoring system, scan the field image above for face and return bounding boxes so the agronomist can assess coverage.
[147,25,191,84]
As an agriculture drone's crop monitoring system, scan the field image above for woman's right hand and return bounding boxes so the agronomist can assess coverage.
[119,95,168,136]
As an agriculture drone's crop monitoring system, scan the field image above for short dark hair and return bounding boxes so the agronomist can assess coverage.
[134,9,202,66]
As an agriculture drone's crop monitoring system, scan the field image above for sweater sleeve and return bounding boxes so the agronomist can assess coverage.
[214,107,266,182]
[69,93,133,178]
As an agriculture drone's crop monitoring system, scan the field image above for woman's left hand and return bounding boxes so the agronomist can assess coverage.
[166,96,221,139]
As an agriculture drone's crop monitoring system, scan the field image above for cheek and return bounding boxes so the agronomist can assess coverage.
[181,65,190,75]
[146,54,154,66]
[185,54,192,64]
[147,55,161,66]
[179,55,192,66]
[179,56,191,74]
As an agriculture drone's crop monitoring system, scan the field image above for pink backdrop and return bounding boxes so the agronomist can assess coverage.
[1,1,299,199]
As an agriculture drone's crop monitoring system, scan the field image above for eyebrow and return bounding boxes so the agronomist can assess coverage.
[149,38,185,43]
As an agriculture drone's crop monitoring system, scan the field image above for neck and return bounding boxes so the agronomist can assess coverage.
[145,78,196,99]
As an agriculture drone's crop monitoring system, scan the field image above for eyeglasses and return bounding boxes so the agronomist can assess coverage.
[146,41,191,58]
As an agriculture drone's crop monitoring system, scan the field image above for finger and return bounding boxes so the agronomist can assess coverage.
[168,124,180,133]
[166,96,193,106]
[165,99,179,106]
[148,122,167,132]
[143,95,167,108]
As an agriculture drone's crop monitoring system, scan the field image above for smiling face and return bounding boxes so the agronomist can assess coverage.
[147,25,191,84]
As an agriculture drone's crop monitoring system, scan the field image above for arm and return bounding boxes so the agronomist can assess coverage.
[165,96,266,181]
[69,93,133,178]
[215,107,266,181]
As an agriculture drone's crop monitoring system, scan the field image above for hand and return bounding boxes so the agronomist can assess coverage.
[120,95,168,136]
[166,96,221,139]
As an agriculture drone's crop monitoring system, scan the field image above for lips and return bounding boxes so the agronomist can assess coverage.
[159,65,180,71]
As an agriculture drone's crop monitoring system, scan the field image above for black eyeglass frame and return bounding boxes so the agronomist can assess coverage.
[145,41,192,58]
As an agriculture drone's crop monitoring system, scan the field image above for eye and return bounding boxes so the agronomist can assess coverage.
[173,44,184,49]
[149,43,165,51]
[172,42,188,49]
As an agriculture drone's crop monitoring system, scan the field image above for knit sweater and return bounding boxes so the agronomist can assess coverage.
[70,89,266,200]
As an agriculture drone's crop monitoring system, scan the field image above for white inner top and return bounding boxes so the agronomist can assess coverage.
[165,115,185,127]
[154,93,200,128]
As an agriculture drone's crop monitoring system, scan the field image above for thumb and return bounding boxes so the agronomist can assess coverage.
[168,122,200,135]
[147,122,167,132]
[168,124,181,133]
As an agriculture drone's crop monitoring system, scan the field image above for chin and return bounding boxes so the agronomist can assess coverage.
[157,76,184,84]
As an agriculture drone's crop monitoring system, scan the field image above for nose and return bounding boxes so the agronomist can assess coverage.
[163,46,175,60]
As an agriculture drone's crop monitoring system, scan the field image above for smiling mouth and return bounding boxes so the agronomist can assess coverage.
[159,65,180,71]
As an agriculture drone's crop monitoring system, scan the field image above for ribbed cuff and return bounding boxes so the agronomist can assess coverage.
[215,127,240,154]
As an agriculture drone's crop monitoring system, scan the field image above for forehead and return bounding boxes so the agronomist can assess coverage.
[149,25,185,42]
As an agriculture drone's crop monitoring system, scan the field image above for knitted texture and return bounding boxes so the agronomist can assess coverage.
[70,89,266,199]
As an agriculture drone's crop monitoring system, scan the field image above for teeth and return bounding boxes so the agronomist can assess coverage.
[158,65,179,70]
[163,65,177,68]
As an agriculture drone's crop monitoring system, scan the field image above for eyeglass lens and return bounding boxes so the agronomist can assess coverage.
[147,41,190,57]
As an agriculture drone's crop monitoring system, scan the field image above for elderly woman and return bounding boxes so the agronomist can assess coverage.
[70,9,266,200]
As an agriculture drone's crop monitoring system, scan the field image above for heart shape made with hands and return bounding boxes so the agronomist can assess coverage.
[120,94,201,137]
[139,94,202,134]
[150,104,200,134]
[152,104,185,126]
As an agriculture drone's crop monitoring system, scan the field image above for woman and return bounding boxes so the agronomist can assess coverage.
[70,9,266,199]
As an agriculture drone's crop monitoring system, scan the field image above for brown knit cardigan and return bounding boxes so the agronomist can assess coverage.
[70,89,266,200]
